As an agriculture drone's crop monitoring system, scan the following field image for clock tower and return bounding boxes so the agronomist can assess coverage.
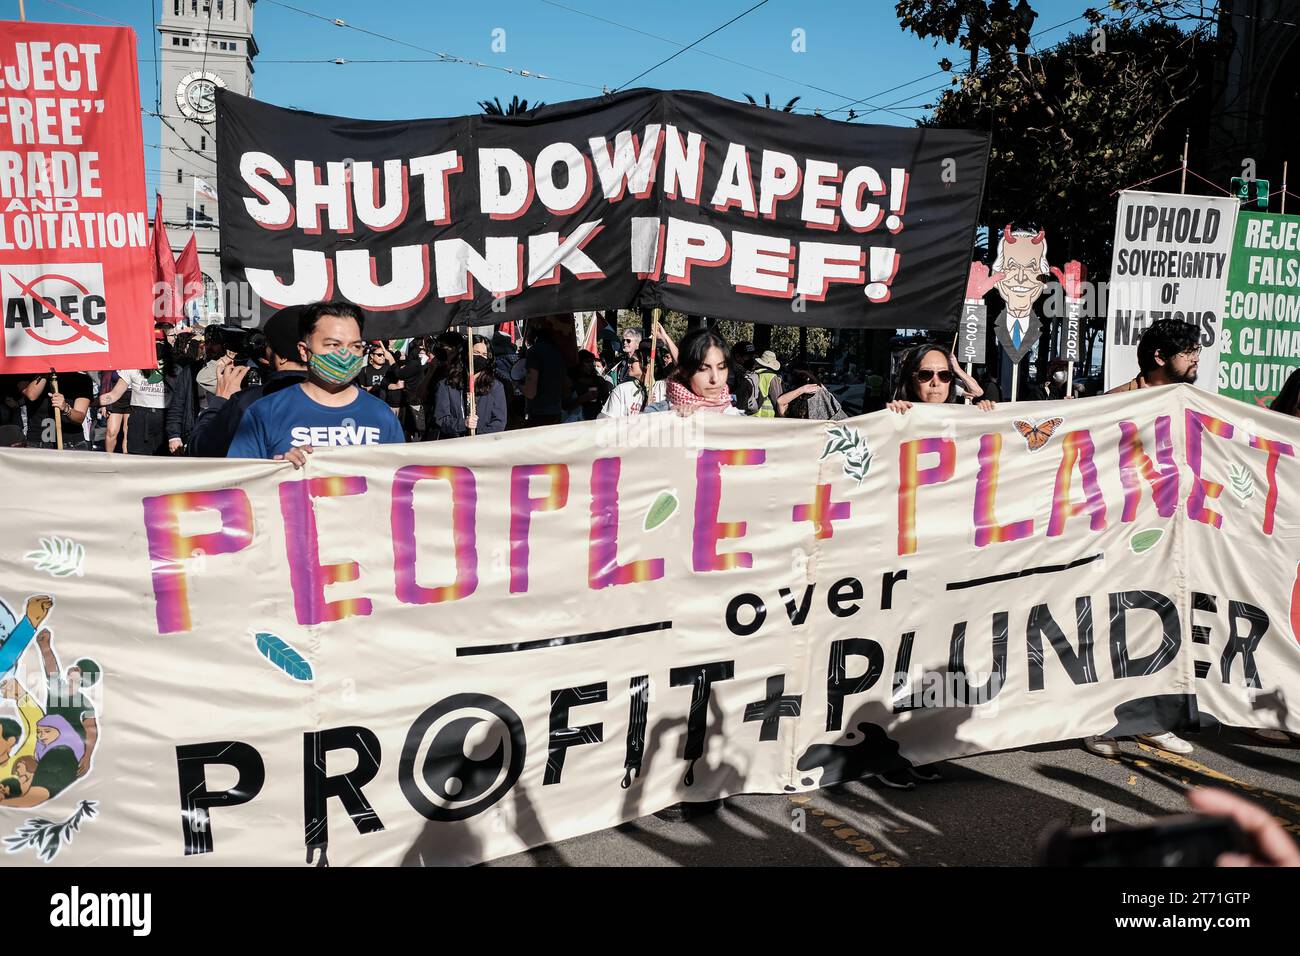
[157,0,258,323]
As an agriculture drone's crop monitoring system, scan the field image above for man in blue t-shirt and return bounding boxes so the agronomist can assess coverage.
[227,300,405,467]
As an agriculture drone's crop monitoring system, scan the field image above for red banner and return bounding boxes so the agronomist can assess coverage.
[0,21,152,374]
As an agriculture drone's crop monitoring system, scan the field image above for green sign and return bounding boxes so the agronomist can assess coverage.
[1230,177,1270,210]
[1219,211,1300,406]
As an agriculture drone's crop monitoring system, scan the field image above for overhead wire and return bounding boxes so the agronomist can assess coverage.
[198,0,215,80]
[539,0,919,120]
[613,0,770,92]
[149,0,161,113]
[41,0,129,25]
[815,12,1094,120]
[260,0,604,91]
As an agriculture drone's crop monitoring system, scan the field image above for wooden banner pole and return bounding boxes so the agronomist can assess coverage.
[50,368,63,450]
[645,308,661,399]
[1180,129,1189,194]
[467,329,477,436]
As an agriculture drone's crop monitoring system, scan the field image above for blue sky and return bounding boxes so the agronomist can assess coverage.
[26,0,1097,197]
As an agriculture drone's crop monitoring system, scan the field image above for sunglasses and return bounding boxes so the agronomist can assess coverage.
[914,369,953,384]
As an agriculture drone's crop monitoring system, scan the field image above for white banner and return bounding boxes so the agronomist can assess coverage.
[1104,191,1239,393]
[0,387,1295,865]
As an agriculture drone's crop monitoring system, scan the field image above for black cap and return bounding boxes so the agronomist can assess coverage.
[0,424,26,448]
[261,304,306,362]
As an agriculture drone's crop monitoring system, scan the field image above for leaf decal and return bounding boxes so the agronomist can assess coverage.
[1228,463,1255,504]
[819,424,873,485]
[1129,528,1165,554]
[21,536,85,579]
[643,490,679,531]
[4,801,98,862]
[254,631,314,682]
[844,452,873,485]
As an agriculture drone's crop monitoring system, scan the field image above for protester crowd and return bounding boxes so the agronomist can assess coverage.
[5,305,1242,458]
[0,305,866,453]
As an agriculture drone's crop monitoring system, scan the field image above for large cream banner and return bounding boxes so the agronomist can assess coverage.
[0,386,1295,866]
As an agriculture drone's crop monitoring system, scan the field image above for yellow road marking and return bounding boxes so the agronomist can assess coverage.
[1131,742,1300,838]
[793,796,906,866]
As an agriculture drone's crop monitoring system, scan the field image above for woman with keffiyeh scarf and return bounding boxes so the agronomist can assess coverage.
[643,329,746,417]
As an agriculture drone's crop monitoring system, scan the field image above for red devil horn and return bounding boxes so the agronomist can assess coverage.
[1030,228,1046,245]
[1003,224,1014,243]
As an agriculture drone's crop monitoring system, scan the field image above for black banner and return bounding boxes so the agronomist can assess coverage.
[216,89,989,337]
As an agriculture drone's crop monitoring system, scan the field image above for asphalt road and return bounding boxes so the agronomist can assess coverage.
[488,727,1300,866]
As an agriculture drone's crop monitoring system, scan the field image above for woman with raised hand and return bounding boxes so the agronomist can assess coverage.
[887,343,993,414]
[644,328,745,417]
[778,367,847,421]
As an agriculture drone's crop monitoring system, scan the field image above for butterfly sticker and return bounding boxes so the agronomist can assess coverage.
[1012,417,1064,452]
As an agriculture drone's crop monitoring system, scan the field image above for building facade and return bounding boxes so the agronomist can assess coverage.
[157,0,258,323]
[1207,0,1300,194]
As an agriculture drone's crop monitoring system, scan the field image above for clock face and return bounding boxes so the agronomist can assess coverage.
[175,71,226,122]
[186,80,215,113]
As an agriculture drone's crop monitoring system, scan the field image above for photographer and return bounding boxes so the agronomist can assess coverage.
[193,327,231,398]
[187,305,308,458]
[164,330,212,454]
[227,300,404,466]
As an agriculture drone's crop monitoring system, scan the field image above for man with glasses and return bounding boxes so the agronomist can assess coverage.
[606,328,644,387]
[1106,318,1202,393]
[227,300,404,467]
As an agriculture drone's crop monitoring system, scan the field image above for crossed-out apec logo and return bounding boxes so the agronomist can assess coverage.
[2,263,109,357]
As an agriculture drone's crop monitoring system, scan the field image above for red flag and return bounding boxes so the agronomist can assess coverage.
[176,235,203,307]
[581,314,598,356]
[152,198,182,324]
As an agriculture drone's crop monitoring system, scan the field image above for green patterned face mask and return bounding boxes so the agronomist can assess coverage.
[309,348,365,385]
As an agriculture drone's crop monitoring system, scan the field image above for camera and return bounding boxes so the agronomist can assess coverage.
[1037,815,1247,867]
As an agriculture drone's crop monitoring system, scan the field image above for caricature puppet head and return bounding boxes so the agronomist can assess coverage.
[993,225,1050,313]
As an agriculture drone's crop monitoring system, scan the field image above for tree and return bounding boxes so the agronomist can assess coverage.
[478,95,545,116]
[897,0,1024,73]
[900,3,1212,272]
[742,93,802,112]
